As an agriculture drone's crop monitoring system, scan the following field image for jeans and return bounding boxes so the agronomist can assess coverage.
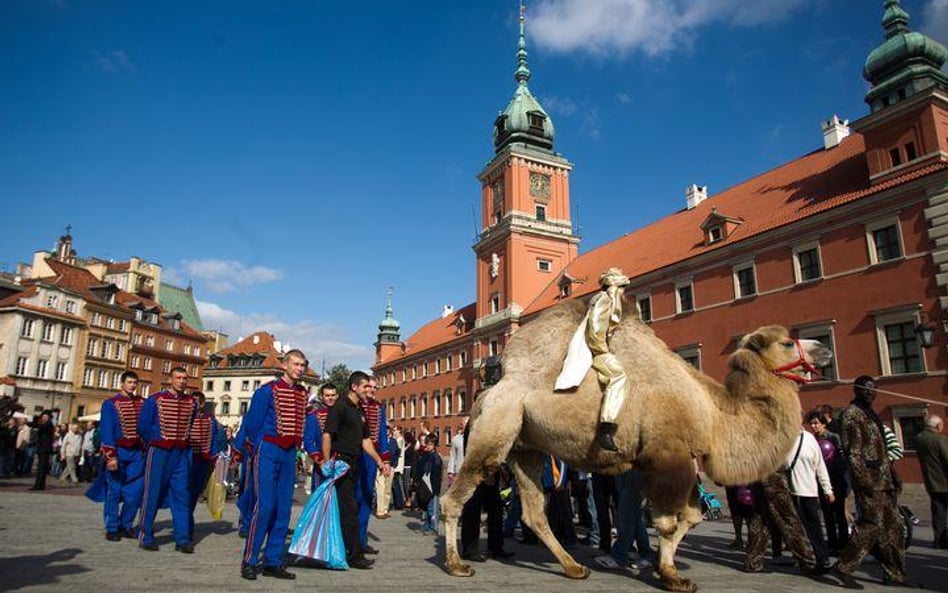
[585,473,600,546]
[611,470,653,566]
[422,495,439,533]
[392,472,405,509]
[503,479,521,537]
[0,449,14,477]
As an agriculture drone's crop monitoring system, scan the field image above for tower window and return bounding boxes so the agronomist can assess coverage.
[889,148,902,167]
[528,113,545,130]
[904,142,917,161]
[490,293,500,314]
[537,259,552,272]
[535,204,547,221]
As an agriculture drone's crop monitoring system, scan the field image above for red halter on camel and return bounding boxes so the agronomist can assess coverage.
[772,339,821,384]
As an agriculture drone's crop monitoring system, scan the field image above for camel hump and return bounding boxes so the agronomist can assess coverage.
[502,300,586,381]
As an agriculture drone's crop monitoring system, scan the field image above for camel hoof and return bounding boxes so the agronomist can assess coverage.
[662,575,697,592]
[564,565,591,580]
[447,563,475,577]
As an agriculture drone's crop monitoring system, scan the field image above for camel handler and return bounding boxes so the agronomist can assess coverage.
[554,267,630,452]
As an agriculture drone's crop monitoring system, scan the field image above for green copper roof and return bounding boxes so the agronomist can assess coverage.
[493,4,555,154]
[377,294,400,339]
[863,0,948,110]
[158,282,205,331]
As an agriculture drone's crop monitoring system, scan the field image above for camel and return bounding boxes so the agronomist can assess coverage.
[440,299,832,592]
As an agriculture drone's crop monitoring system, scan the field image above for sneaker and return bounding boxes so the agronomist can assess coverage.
[594,555,622,570]
[105,532,122,542]
[240,564,258,580]
[139,542,159,551]
[632,558,653,571]
[349,556,374,569]
[261,565,295,579]
[175,543,195,554]
[363,544,379,555]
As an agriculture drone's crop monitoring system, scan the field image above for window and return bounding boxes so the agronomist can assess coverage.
[106,317,115,330]
[904,142,917,161]
[793,244,823,283]
[41,322,54,342]
[537,258,552,272]
[118,319,127,332]
[76,405,86,418]
[223,380,232,391]
[490,293,500,314]
[401,368,407,383]
[873,308,924,375]
[708,226,723,243]
[106,293,116,305]
[145,335,155,347]
[435,359,441,374]
[796,325,837,381]
[21,318,35,338]
[86,338,98,357]
[184,344,192,356]
[46,294,59,308]
[400,399,406,419]
[444,428,452,446]
[253,380,261,390]
[65,300,77,314]
[637,295,652,323]
[165,339,174,352]
[148,312,158,325]
[892,406,926,452]
[535,204,547,221]
[528,112,545,130]
[143,357,152,371]
[411,365,417,380]
[162,361,171,374]
[459,351,468,366]
[445,355,452,372]
[444,390,453,415]
[112,372,121,389]
[134,309,143,321]
[130,355,140,368]
[423,362,429,378]
[205,380,214,392]
[115,343,124,360]
[55,362,67,381]
[61,326,74,346]
[83,367,93,386]
[141,384,152,397]
[421,395,428,417]
[410,396,417,418]
[101,341,111,359]
[221,401,231,415]
[734,262,757,298]
[489,339,499,357]
[97,370,107,388]
[433,391,441,416]
[457,390,467,413]
[240,401,249,415]
[15,357,29,376]
[889,147,902,167]
[133,333,142,346]
[674,345,701,370]
[241,380,250,391]
[676,282,694,314]
[866,218,903,264]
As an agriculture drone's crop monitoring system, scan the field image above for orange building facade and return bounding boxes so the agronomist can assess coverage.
[373,4,948,482]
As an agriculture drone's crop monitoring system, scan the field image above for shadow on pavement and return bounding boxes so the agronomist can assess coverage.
[0,547,89,591]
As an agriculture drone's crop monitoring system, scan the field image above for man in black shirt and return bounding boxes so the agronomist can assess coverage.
[28,411,54,491]
[322,371,390,569]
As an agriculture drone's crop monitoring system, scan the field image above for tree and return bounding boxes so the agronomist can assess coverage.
[324,363,352,393]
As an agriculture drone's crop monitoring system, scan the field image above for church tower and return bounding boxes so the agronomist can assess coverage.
[472,3,579,361]
[374,291,402,364]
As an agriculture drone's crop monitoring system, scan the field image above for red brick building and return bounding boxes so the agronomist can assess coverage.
[373,4,948,481]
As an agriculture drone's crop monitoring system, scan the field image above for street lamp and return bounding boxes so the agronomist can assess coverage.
[915,312,941,349]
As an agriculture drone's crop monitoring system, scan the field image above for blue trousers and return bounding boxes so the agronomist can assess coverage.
[237,455,255,536]
[103,447,145,534]
[139,447,192,546]
[242,441,296,568]
[357,454,377,545]
[188,457,213,539]
[611,470,654,566]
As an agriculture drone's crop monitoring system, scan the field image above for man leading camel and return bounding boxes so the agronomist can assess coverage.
[555,267,631,451]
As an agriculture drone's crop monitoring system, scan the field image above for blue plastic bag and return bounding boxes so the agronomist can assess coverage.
[289,458,349,569]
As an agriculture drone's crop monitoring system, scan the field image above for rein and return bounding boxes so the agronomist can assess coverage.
[772,339,821,384]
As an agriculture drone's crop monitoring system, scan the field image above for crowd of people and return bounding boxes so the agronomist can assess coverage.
[2,358,946,588]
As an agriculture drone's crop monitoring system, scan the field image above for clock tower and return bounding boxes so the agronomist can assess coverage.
[472,3,579,363]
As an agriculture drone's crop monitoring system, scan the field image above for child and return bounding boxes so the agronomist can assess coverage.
[415,434,443,534]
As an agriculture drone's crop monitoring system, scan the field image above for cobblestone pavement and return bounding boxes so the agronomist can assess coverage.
[0,477,945,593]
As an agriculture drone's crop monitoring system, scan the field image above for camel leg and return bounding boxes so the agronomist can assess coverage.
[644,456,701,592]
[442,392,525,577]
[653,501,702,592]
[508,450,590,580]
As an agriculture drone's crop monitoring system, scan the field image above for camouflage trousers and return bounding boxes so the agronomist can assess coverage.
[744,470,816,572]
[835,489,905,581]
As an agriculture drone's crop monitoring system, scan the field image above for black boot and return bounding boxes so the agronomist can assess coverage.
[597,423,619,452]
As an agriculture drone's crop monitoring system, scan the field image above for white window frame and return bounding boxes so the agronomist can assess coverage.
[873,307,926,376]
[793,241,823,284]
[97,369,107,388]
[46,294,59,309]
[444,390,453,415]
[83,367,93,386]
[143,357,152,371]
[130,355,140,368]
[675,279,694,314]
[65,300,77,314]
[41,322,54,342]
[162,361,172,374]
[636,293,652,323]
[55,362,68,381]
[432,391,441,416]
[490,292,500,314]
[674,344,702,370]
[21,318,35,338]
[732,259,757,299]
[866,215,904,265]
[15,357,29,376]
[537,258,552,272]
[891,405,928,452]
[61,326,74,346]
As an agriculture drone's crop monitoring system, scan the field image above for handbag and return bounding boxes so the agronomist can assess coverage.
[289,459,350,570]
[415,473,434,508]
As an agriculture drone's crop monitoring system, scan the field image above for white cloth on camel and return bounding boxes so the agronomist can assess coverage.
[554,317,593,391]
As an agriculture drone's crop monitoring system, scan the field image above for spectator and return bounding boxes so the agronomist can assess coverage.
[29,411,55,491]
[15,418,32,475]
[807,409,849,554]
[415,433,442,535]
[915,414,947,549]
[0,417,17,478]
[786,426,834,568]
[390,426,406,510]
[59,424,82,485]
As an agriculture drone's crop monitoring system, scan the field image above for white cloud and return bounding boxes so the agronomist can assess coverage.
[197,300,374,371]
[94,50,136,74]
[529,0,810,57]
[542,95,579,116]
[923,0,948,46]
[616,92,634,104]
[167,259,284,293]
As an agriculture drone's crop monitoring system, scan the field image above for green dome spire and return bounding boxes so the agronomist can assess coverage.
[377,290,400,343]
[493,1,555,154]
[863,0,948,112]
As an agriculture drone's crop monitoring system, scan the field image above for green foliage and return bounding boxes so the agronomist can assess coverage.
[324,363,352,393]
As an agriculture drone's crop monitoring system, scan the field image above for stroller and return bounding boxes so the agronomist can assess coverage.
[697,482,723,520]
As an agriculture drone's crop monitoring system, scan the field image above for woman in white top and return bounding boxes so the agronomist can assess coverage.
[786,427,834,567]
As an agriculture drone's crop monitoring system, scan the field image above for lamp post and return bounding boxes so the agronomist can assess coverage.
[915,318,935,348]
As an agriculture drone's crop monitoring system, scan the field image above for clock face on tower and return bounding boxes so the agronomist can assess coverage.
[529,172,551,199]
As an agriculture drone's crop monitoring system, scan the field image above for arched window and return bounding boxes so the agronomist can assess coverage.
[432,390,441,416]
[444,389,453,416]
[444,427,452,446]
[457,390,467,413]
[400,398,407,420]
[387,401,396,420]
[410,396,417,418]
[421,394,428,417]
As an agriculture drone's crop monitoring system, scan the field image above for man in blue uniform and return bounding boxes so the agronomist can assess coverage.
[239,350,310,580]
[302,383,338,491]
[233,419,255,538]
[187,391,222,543]
[99,371,145,541]
[357,376,390,553]
[137,367,197,552]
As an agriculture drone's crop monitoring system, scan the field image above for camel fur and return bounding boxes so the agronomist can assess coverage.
[440,299,832,592]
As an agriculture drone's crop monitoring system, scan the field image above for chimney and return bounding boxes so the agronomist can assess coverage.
[685,184,708,210]
[273,340,282,353]
[442,304,454,318]
[821,115,850,150]
[252,334,260,345]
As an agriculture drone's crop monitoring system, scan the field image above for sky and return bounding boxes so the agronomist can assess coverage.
[2,0,947,372]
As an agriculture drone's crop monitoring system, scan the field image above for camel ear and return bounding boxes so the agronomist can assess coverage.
[729,348,759,373]
[739,331,768,354]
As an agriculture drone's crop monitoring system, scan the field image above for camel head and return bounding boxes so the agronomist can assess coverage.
[734,325,833,383]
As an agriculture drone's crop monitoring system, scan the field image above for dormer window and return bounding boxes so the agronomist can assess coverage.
[708,225,722,243]
[134,309,143,321]
[558,274,573,298]
[148,312,158,325]
[528,112,545,131]
[700,209,743,246]
[171,318,181,330]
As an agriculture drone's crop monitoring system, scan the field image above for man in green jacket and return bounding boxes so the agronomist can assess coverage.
[916,415,948,549]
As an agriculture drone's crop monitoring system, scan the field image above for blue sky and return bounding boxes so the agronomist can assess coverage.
[2,0,946,371]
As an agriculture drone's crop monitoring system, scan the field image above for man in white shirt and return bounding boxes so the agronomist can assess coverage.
[447,417,468,488]
[787,428,834,568]
[59,424,83,485]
